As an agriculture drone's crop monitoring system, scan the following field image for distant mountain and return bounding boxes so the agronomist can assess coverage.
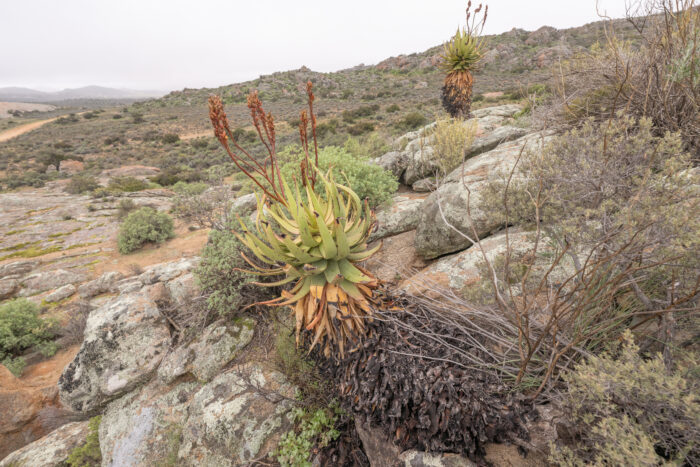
[0,86,166,103]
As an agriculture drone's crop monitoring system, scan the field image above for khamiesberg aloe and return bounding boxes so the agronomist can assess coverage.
[440,2,488,118]
[208,82,380,357]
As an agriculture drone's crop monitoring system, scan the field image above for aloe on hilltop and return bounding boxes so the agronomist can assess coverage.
[208,82,381,357]
[440,2,488,118]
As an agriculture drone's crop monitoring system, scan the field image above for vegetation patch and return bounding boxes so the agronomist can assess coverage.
[0,298,58,376]
[117,207,174,254]
[66,415,102,467]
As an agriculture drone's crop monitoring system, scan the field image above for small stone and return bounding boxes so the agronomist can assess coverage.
[44,284,76,303]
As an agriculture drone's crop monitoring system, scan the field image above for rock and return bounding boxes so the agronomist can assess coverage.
[414,132,550,259]
[44,284,76,303]
[19,269,87,297]
[405,228,576,298]
[58,290,171,413]
[471,104,522,119]
[411,177,436,192]
[138,258,199,285]
[403,229,532,296]
[165,273,199,305]
[355,421,401,467]
[177,365,296,466]
[0,421,90,467]
[399,450,476,467]
[231,193,257,214]
[0,366,62,460]
[372,151,410,179]
[0,278,18,300]
[370,195,425,242]
[158,318,255,384]
[0,260,38,279]
[366,230,429,283]
[465,125,528,160]
[99,381,199,467]
[403,146,436,186]
[77,271,124,298]
[115,277,143,295]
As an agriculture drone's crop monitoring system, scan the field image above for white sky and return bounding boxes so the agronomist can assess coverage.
[0,0,629,92]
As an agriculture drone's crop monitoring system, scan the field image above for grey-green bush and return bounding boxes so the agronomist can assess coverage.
[0,298,58,376]
[117,207,174,254]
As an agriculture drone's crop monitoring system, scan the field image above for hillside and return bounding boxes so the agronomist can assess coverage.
[0,16,640,191]
[0,86,165,103]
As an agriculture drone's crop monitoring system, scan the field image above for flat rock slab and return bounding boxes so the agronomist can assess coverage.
[370,195,426,242]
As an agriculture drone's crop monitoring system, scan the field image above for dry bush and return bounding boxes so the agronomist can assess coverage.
[58,301,90,346]
[433,116,699,396]
[543,0,699,153]
[430,117,477,175]
[551,331,699,465]
[171,182,236,230]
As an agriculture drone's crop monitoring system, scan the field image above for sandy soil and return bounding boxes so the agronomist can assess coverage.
[0,117,57,142]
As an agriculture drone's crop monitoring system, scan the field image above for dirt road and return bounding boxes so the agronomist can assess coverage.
[0,117,56,143]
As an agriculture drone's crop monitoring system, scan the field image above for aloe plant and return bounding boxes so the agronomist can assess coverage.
[209,82,380,357]
[440,2,488,118]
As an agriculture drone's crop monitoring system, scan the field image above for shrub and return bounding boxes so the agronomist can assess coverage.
[397,111,427,130]
[385,103,400,113]
[548,1,699,152]
[108,176,149,192]
[0,298,57,376]
[66,415,102,467]
[277,145,398,207]
[150,168,204,186]
[115,199,137,219]
[343,133,390,159]
[172,181,207,196]
[194,221,271,316]
[117,207,174,254]
[346,121,375,136]
[551,331,699,466]
[469,115,700,393]
[276,404,342,467]
[161,133,180,144]
[65,175,100,194]
[430,117,477,175]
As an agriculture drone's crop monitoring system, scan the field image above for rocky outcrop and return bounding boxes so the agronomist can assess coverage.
[20,269,87,297]
[0,260,38,279]
[157,318,254,384]
[370,195,425,242]
[0,278,19,300]
[177,365,295,466]
[372,104,523,187]
[58,288,171,413]
[77,271,124,299]
[0,421,90,467]
[99,381,199,467]
[45,284,76,303]
[414,132,551,259]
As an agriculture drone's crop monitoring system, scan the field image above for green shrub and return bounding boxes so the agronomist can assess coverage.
[0,298,57,376]
[276,145,398,207]
[108,176,150,192]
[551,331,699,466]
[385,103,400,113]
[150,168,204,186]
[66,415,102,467]
[398,111,428,130]
[194,223,251,316]
[346,121,375,135]
[117,207,174,254]
[172,181,207,196]
[276,404,342,467]
[161,133,180,144]
[65,175,100,194]
[343,133,390,159]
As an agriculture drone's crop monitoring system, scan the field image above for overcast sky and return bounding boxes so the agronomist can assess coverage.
[0,0,629,92]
